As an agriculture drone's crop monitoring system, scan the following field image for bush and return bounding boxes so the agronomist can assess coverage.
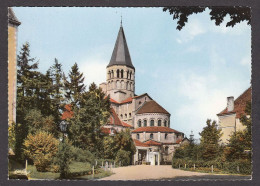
[24,131,58,172]
[172,158,251,175]
[115,150,131,166]
[70,146,95,164]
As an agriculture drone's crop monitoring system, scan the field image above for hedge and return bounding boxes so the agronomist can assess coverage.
[172,158,251,175]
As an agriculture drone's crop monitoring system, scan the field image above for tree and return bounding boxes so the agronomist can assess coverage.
[64,63,85,105]
[68,83,110,156]
[49,58,66,123]
[23,131,59,172]
[224,101,252,161]
[16,42,40,160]
[163,7,251,30]
[199,119,222,161]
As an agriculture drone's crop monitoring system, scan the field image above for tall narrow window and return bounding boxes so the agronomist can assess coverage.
[130,72,132,79]
[143,120,147,127]
[121,69,124,78]
[111,70,114,78]
[164,120,167,127]
[137,134,140,140]
[158,120,162,126]
[150,120,154,126]
[125,114,127,119]
[165,133,168,139]
[117,69,120,78]
[138,120,141,127]
[127,71,129,79]
[150,133,153,139]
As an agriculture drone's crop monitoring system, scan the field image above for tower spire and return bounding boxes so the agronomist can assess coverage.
[120,14,122,27]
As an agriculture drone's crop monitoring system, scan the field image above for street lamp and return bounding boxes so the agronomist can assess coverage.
[59,120,68,178]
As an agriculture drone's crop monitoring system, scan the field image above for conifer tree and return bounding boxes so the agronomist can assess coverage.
[199,119,222,161]
[64,63,85,105]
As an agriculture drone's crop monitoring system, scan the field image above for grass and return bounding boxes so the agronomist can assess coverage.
[27,161,112,180]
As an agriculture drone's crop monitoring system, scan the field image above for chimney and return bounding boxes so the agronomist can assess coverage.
[227,96,234,112]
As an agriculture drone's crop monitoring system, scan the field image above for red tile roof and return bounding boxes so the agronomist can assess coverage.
[122,121,133,128]
[132,126,181,133]
[101,127,111,134]
[121,97,133,104]
[134,139,149,147]
[136,100,169,114]
[144,140,161,146]
[176,138,182,144]
[217,87,251,118]
[61,104,73,120]
[108,108,123,126]
[110,98,119,104]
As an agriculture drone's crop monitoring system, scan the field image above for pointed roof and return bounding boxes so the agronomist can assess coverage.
[136,100,170,115]
[107,26,134,69]
[8,8,21,26]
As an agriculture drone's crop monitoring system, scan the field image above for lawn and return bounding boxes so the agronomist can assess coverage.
[27,161,112,180]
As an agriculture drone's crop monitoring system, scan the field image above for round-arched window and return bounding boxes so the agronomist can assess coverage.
[138,120,142,127]
[143,119,147,127]
[137,134,140,139]
[164,120,167,127]
[150,133,154,139]
[150,120,154,126]
[158,120,162,126]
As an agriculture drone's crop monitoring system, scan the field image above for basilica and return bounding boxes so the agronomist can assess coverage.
[99,24,185,165]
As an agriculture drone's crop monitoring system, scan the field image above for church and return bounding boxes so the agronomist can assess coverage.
[99,24,185,165]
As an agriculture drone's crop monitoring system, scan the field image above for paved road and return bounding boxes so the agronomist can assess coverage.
[100,165,251,180]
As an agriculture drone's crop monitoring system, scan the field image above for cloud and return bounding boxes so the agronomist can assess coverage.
[78,58,107,88]
[176,19,207,43]
[240,55,251,67]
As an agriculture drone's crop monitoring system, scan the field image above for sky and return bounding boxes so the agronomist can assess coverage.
[13,7,251,139]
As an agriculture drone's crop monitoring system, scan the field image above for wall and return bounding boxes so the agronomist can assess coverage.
[8,24,18,125]
[134,113,170,128]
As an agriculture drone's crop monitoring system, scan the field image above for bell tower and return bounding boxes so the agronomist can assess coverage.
[106,24,135,103]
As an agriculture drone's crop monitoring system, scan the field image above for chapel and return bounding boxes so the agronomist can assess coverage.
[99,24,185,165]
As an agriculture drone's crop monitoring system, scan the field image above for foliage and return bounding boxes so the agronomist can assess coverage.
[172,158,251,175]
[199,119,222,161]
[24,131,58,172]
[8,123,16,151]
[54,139,73,178]
[24,109,58,137]
[103,129,136,165]
[115,150,131,166]
[70,146,95,164]
[224,101,252,161]
[163,7,251,30]
[68,83,110,156]
[64,63,85,104]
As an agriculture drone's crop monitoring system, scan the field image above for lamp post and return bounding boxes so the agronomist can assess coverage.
[59,120,68,178]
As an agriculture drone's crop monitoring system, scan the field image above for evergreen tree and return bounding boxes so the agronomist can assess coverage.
[68,83,110,156]
[16,42,40,160]
[199,119,222,161]
[49,58,66,123]
[64,63,85,105]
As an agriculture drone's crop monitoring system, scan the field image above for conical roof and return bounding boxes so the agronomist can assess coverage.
[107,26,134,69]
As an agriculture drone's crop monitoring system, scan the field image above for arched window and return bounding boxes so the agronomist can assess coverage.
[138,120,142,127]
[137,134,140,140]
[158,120,162,126]
[120,114,123,119]
[125,114,127,118]
[127,71,129,79]
[165,133,168,139]
[116,81,120,89]
[165,146,169,154]
[111,70,114,78]
[150,133,154,139]
[117,69,120,78]
[121,81,124,89]
[108,71,111,79]
[129,113,131,118]
[129,83,132,91]
[126,81,129,90]
[130,71,132,80]
[143,119,147,127]
[121,69,124,78]
[164,120,167,127]
[150,120,154,126]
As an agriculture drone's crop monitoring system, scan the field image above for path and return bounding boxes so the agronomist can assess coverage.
[100,165,209,180]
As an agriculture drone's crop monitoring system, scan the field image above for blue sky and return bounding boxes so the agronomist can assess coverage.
[13,7,251,139]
